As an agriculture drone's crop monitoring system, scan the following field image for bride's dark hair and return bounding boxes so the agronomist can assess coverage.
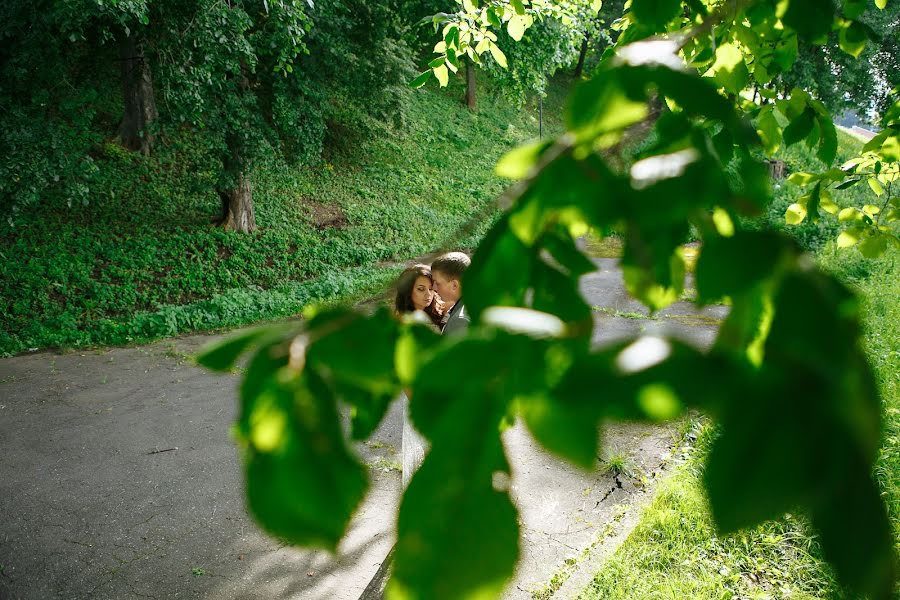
[394,264,445,328]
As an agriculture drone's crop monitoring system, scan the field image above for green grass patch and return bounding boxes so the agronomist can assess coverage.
[0,75,567,355]
[580,424,839,600]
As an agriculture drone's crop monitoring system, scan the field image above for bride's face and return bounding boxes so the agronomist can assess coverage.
[411,276,433,311]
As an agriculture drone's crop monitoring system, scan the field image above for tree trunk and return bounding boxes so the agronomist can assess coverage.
[118,31,157,155]
[218,172,256,233]
[574,35,590,79]
[465,58,476,110]
[217,133,257,233]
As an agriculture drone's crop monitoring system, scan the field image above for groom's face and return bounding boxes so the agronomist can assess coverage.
[431,270,460,305]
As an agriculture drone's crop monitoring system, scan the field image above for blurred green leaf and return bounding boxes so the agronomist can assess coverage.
[244,371,367,551]
[196,325,284,372]
[495,139,551,179]
[631,0,682,30]
[695,231,795,302]
[392,339,521,598]
[780,0,834,42]
[756,106,782,154]
[839,20,868,57]
[706,42,749,93]
[783,107,815,146]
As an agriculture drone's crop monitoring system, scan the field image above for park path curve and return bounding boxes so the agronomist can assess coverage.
[0,257,725,599]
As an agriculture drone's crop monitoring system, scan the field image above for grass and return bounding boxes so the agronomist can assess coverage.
[579,424,837,600]
[0,73,568,356]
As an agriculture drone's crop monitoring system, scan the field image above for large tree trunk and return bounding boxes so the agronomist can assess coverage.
[465,58,476,110]
[118,31,157,155]
[217,133,257,233]
[574,35,590,79]
[218,172,256,233]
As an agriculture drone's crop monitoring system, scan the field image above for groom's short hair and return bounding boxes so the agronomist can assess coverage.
[431,252,470,281]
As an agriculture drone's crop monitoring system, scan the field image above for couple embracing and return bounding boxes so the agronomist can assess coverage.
[393,251,470,485]
[394,251,470,336]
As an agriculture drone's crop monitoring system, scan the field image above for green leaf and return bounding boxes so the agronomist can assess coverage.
[392,339,521,598]
[567,71,648,141]
[756,106,782,155]
[495,139,551,179]
[524,353,609,469]
[306,308,400,395]
[782,107,816,146]
[196,325,283,372]
[858,233,888,258]
[532,260,593,325]
[540,231,597,277]
[843,0,866,19]
[465,218,533,321]
[785,202,807,224]
[507,14,528,41]
[409,70,432,88]
[779,0,834,42]
[244,371,367,551]
[631,0,682,30]
[706,42,749,93]
[816,116,838,164]
[839,20,868,57]
[432,64,449,87]
[837,227,863,247]
[875,0,887,8]
[835,176,861,189]
[489,42,508,68]
[695,231,795,302]
[868,177,885,196]
[511,0,526,14]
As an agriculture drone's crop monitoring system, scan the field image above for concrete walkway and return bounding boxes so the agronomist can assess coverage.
[0,258,725,599]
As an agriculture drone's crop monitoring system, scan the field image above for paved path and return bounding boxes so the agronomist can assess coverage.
[0,258,725,599]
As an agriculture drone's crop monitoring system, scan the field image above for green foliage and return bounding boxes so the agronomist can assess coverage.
[583,245,900,599]
[581,424,841,599]
[0,78,563,355]
[781,98,900,258]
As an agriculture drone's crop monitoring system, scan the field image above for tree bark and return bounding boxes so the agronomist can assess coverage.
[574,35,590,79]
[118,31,157,155]
[218,172,257,233]
[465,58,476,110]
[217,132,257,233]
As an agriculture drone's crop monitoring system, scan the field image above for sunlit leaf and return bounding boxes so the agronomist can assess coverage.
[489,42,508,68]
[756,106,782,155]
[837,228,862,247]
[245,371,367,551]
[495,139,551,179]
[868,177,884,196]
[706,42,749,93]
[839,20,868,57]
[432,64,449,87]
[785,203,807,224]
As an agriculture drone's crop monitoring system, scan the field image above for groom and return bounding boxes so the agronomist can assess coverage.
[430,251,470,335]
